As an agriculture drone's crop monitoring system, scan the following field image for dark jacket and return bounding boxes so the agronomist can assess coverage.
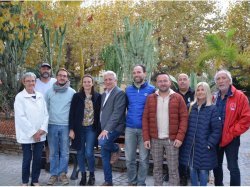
[69,91,101,150]
[180,103,222,170]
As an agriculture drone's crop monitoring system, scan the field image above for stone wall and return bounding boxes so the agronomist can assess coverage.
[0,136,22,155]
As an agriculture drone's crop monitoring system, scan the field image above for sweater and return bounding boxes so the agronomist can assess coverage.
[45,86,76,125]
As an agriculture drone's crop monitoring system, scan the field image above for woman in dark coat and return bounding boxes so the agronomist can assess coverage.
[180,82,222,186]
[69,74,101,186]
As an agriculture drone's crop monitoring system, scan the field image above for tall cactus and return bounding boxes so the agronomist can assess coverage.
[41,23,67,75]
[101,17,158,85]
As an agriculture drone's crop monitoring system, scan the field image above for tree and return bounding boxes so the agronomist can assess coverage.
[196,29,250,88]
[0,2,42,117]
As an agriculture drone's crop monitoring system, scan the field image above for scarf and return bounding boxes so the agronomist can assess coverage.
[53,81,70,93]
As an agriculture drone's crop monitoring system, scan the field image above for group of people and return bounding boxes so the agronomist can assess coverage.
[14,62,250,186]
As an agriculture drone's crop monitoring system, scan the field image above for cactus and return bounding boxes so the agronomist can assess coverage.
[41,23,67,75]
[101,17,158,85]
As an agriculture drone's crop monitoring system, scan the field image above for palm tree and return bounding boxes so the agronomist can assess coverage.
[196,28,250,87]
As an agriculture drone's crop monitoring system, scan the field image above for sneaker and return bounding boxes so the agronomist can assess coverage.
[47,176,58,185]
[110,145,121,164]
[60,172,69,185]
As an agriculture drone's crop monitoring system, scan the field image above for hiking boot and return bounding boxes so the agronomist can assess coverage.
[87,172,95,185]
[110,145,121,164]
[60,172,69,185]
[79,172,86,186]
[47,176,58,185]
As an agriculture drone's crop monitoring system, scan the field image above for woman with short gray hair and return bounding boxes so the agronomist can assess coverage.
[14,72,48,186]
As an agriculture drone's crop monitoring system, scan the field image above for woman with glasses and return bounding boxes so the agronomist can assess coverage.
[14,72,48,186]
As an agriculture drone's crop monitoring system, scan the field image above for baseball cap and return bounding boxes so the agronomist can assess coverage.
[40,63,51,69]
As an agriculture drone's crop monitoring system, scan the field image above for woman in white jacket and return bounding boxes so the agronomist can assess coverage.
[14,72,48,186]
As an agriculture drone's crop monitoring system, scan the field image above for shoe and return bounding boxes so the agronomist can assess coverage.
[47,175,58,185]
[87,172,95,185]
[128,183,137,186]
[60,172,69,185]
[180,176,188,186]
[30,183,39,186]
[79,172,86,186]
[110,145,121,164]
[101,181,113,186]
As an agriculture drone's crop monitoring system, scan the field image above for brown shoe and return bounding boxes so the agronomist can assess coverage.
[60,172,69,185]
[47,176,58,185]
[101,181,113,186]
[110,145,121,164]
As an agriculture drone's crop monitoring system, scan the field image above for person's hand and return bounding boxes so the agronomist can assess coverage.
[144,141,151,149]
[69,130,75,140]
[173,139,182,148]
[98,130,109,140]
[38,129,46,136]
[33,131,41,142]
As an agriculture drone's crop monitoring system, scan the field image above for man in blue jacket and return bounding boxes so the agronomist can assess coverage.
[125,64,155,186]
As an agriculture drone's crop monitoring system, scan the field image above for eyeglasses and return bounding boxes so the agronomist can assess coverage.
[57,74,67,78]
[25,80,35,83]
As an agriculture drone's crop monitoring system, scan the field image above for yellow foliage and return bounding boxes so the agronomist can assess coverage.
[0,40,4,53]
[8,34,15,40]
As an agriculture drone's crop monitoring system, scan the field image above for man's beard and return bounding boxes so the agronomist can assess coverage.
[134,77,144,84]
[41,72,50,78]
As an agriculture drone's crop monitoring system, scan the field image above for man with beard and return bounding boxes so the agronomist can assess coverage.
[142,73,188,186]
[35,62,56,172]
[125,65,155,185]
[35,63,56,96]
[46,68,76,185]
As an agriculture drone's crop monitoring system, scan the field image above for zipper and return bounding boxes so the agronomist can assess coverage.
[187,107,200,167]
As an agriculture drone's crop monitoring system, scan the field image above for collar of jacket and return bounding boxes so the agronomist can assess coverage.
[22,89,42,98]
[132,81,148,89]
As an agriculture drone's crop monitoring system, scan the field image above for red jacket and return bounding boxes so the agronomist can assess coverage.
[142,91,188,142]
[214,86,250,147]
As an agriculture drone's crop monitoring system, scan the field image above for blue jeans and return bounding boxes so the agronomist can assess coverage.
[98,130,121,183]
[21,141,44,184]
[48,124,69,176]
[213,136,240,186]
[190,167,209,186]
[77,125,96,172]
[125,127,149,185]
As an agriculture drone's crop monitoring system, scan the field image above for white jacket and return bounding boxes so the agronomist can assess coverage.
[14,89,49,144]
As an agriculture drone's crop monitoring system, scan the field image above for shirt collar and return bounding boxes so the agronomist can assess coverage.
[155,88,175,96]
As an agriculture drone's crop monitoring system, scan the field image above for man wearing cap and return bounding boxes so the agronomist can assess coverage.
[35,62,56,96]
[35,62,56,172]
